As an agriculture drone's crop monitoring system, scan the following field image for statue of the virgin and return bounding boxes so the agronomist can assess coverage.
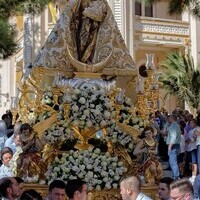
[34,0,136,76]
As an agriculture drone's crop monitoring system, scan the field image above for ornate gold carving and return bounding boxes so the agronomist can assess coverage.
[66,45,113,72]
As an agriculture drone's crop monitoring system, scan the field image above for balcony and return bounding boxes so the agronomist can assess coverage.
[135,16,190,47]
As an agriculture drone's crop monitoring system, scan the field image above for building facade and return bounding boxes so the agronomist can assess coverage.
[0,0,199,116]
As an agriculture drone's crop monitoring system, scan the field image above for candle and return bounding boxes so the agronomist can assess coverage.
[136,78,144,93]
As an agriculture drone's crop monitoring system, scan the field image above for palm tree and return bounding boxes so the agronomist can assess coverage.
[142,0,200,18]
[0,0,51,59]
[159,51,200,109]
[0,19,18,59]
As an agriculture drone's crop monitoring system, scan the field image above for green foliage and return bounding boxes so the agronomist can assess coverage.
[143,0,200,18]
[0,0,51,18]
[0,19,18,59]
[0,0,51,59]
[159,51,200,109]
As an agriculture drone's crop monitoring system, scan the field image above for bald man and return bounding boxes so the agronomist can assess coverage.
[120,176,152,200]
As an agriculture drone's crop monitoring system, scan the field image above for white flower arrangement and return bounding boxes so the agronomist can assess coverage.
[45,147,127,190]
[106,124,134,152]
[43,123,75,145]
[61,87,116,131]
[127,116,149,133]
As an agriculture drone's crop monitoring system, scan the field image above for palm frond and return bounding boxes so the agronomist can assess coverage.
[0,19,18,59]
[159,51,200,109]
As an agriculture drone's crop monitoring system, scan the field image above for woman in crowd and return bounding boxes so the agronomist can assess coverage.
[0,147,14,178]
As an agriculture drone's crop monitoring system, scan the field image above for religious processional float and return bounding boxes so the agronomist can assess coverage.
[10,0,162,199]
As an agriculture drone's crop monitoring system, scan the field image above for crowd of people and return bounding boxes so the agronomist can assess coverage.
[0,178,87,200]
[0,175,197,200]
[0,107,200,200]
[154,107,200,183]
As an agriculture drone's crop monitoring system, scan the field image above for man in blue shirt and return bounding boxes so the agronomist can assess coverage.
[166,114,181,180]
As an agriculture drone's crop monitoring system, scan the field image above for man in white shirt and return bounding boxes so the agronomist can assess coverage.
[120,176,152,200]
[166,115,181,180]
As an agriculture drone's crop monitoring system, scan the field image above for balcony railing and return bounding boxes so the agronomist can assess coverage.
[135,16,190,46]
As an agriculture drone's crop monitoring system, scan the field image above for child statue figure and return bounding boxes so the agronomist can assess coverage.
[133,126,162,185]
[17,123,44,182]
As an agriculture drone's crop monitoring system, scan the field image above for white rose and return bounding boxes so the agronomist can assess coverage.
[90,104,95,108]
[79,97,86,104]
[95,185,101,190]
[84,110,90,116]
[105,183,111,189]
[114,175,120,181]
[97,180,102,184]
[74,88,80,94]
[72,105,79,112]
[81,115,86,120]
[140,128,144,132]
[101,171,107,177]
[88,185,94,191]
[112,183,118,189]
[100,120,107,127]
[72,120,79,126]
[94,148,100,154]
[132,118,139,124]
[104,111,111,119]
[133,125,139,130]
[94,109,100,115]
[90,95,97,101]
[109,171,115,176]
[128,143,133,149]
[54,167,60,172]
[86,164,93,170]
[63,95,72,103]
[72,94,78,100]
[103,177,108,182]
[78,172,84,179]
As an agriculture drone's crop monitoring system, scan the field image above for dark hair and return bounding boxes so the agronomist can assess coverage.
[1,147,13,160]
[1,114,9,121]
[139,126,154,139]
[20,189,43,200]
[20,123,33,133]
[170,114,177,121]
[49,180,66,192]
[159,177,174,189]
[14,177,24,184]
[65,179,86,199]
[0,177,12,197]
[189,118,197,124]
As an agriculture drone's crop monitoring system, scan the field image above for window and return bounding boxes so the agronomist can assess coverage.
[135,1,153,17]
[145,3,153,17]
[135,1,142,16]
